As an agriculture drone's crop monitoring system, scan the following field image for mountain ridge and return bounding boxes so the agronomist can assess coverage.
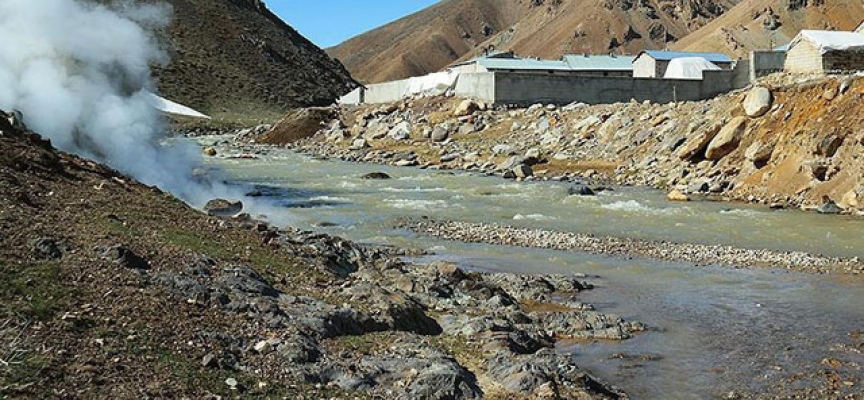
[329,0,742,84]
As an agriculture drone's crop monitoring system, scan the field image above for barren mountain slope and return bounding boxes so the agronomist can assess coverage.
[674,0,864,56]
[329,0,741,84]
[136,0,357,117]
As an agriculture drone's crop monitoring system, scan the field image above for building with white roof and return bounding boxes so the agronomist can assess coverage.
[784,30,864,73]
[450,53,635,77]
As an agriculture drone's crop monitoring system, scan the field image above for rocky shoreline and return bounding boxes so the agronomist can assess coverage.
[2,112,645,398]
[397,218,864,275]
[249,74,864,217]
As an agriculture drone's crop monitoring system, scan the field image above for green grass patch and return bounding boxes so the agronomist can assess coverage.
[0,262,71,321]
[158,228,321,283]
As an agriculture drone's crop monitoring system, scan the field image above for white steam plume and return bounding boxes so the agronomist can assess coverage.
[0,0,235,206]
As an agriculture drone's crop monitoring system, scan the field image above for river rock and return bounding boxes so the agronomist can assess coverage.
[743,86,772,118]
[705,117,747,160]
[512,164,533,178]
[362,172,391,180]
[350,138,369,150]
[816,196,844,214]
[493,144,516,156]
[568,185,595,196]
[667,189,690,202]
[842,188,861,209]
[431,126,449,142]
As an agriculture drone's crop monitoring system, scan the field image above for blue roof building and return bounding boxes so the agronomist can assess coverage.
[451,53,635,77]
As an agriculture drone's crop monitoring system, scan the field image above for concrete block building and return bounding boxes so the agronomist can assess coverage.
[784,30,864,73]
[450,53,635,77]
[633,51,734,78]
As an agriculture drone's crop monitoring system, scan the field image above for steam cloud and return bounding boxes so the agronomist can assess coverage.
[0,0,232,206]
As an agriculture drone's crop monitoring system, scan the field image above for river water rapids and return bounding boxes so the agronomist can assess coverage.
[203,143,864,399]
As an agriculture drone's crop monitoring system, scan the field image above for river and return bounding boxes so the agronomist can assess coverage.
[203,143,864,399]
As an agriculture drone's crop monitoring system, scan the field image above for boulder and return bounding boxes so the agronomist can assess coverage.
[667,189,690,202]
[842,188,860,209]
[815,135,843,157]
[567,185,595,196]
[362,172,391,180]
[350,138,369,150]
[705,117,747,160]
[457,123,476,135]
[676,122,722,160]
[743,86,772,118]
[431,126,449,142]
[204,199,243,217]
[512,164,533,178]
[687,181,709,193]
[388,121,411,141]
[816,197,843,214]
[744,140,774,164]
[453,99,478,117]
[203,147,217,156]
[493,144,516,156]
[101,245,149,270]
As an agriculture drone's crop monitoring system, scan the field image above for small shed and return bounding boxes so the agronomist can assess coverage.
[784,30,864,73]
[633,50,733,78]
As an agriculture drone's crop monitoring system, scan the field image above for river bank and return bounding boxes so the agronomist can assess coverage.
[240,74,864,217]
[0,110,652,399]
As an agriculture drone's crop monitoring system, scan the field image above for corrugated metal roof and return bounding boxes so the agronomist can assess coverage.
[562,54,635,70]
[456,54,636,72]
[475,58,574,71]
[640,50,733,63]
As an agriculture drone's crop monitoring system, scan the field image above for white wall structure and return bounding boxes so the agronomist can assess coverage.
[785,30,864,73]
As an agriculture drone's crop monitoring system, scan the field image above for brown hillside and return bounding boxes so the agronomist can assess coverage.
[674,0,864,56]
[329,0,742,84]
[133,0,358,116]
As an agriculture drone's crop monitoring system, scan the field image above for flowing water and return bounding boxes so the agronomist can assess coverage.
[204,143,864,399]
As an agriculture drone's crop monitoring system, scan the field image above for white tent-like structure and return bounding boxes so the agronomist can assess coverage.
[405,70,461,96]
[663,57,721,80]
[790,30,864,54]
[142,91,211,119]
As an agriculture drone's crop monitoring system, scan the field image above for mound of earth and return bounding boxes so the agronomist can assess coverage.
[117,0,358,118]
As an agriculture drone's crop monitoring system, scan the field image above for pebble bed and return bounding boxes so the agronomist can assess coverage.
[398,218,864,275]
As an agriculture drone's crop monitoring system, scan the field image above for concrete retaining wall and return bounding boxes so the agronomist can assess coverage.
[493,67,748,105]
[344,63,749,106]
[454,73,495,103]
[363,79,411,104]
[751,51,786,80]
[338,87,364,105]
